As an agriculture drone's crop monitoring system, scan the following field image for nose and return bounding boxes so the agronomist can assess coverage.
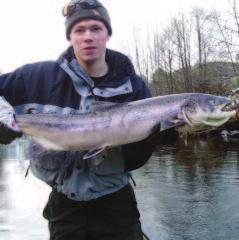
[83,30,93,43]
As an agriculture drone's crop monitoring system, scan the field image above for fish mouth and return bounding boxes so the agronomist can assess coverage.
[183,102,236,128]
[221,101,239,112]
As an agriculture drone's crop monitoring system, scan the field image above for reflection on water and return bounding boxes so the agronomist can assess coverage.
[0,140,50,240]
[1,136,239,239]
[134,136,239,240]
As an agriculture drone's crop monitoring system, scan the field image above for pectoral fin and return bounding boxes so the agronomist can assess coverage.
[161,119,185,131]
[83,147,107,160]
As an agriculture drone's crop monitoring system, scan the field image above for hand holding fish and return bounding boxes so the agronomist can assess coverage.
[0,97,22,144]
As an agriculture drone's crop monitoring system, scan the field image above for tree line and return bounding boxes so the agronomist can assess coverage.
[129,1,239,96]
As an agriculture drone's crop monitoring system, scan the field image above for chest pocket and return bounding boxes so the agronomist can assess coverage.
[93,78,133,98]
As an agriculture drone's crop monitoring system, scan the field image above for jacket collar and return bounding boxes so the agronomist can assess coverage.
[58,46,136,88]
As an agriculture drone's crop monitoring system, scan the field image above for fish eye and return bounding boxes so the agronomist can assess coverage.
[209,99,216,105]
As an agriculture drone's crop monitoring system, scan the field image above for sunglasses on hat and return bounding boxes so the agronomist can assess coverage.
[62,0,101,17]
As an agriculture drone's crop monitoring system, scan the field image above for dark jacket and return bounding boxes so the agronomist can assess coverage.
[0,47,154,200]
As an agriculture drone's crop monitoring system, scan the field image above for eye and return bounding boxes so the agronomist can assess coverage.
[75,28,85,34]
[92,26,101,32]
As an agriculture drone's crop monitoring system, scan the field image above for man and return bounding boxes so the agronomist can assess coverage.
[0,0,158,239]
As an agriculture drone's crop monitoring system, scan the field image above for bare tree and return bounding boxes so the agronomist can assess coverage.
[150,28,176,94]
[233,0,239,36]
[214,14,237,69]
[129,6,239,95]
[192,8,220,91]
[173,15,193,91]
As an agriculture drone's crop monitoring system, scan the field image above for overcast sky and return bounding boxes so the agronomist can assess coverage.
[0,0,232,73]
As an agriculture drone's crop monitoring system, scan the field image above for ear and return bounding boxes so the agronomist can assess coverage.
[68,32,73,42]
[106,34,111,42]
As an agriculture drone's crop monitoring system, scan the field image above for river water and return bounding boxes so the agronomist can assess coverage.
[0,135,239,240]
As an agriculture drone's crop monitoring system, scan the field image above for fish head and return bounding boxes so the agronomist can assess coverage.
[181,94,236,131]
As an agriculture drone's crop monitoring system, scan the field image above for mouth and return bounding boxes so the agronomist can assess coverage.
[83,47,96,50]
[82,47,97,56]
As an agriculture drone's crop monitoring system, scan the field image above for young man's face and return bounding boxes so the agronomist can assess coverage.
[69,19,110,65]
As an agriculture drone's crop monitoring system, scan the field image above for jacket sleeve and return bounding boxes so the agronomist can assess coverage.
[121,75,158,171]
[0,67,28,106]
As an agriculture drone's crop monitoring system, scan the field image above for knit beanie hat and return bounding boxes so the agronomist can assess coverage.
[63,0,112,40]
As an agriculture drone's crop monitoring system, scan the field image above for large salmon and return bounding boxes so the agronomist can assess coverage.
[12,93,236,155]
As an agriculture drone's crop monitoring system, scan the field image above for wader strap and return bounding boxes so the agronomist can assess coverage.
[127,172,136,187]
